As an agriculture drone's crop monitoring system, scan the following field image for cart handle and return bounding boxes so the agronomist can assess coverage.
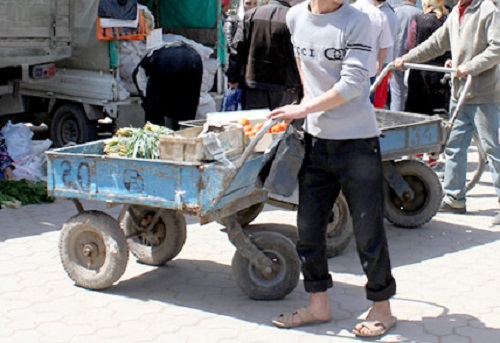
[233,118,277,170]
[370,62,457,93]
[208,118,276,208]
[371,62,472,128]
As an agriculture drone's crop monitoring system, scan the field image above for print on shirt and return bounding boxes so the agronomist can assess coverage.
[294,44,371,61]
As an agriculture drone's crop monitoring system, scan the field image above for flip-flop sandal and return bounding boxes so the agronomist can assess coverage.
[272,307,330,329]
[352,315,397,338]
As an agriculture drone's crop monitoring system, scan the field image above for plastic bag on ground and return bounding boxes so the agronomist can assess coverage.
[1,121,33,161]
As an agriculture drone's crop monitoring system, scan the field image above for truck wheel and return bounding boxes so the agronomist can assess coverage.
[217,202,265,227]
[50,103,98,147]
[59,211,128,290]
[384,160,443,228]
[121,206,187,266]
[232,230,300,300]
[326,193,353,258]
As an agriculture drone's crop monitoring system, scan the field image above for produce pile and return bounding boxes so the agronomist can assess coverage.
[103,122,173,159]
[0,180,54,209]
[237,118,287,138]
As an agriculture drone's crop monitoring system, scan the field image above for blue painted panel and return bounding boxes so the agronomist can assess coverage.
[380,130,407,153]
[408,124,439,147]
[47,141,265,216]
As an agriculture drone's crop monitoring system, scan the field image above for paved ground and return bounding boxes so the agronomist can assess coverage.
[1,148,500,343]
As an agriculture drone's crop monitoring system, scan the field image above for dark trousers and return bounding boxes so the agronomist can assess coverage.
[297,134,396,301]
[242,87,300,111]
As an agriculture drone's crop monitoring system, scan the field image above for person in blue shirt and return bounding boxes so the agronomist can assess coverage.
[0,132,14,180]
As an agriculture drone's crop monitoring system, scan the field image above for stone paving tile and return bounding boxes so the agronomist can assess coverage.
[1,151,500,343]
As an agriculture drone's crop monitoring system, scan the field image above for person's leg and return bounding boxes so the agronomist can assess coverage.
[389,70,406,112]
[163,117,180,131]
[474,103,500,224]
[269,88,300,110]
[296,135,337,318]
[442,102,475,208]
[242,88,270,110]
[335,138,396,301]
[332,138,396,335]
[273,134,335,327]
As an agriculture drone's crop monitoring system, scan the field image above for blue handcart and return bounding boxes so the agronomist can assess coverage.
[47,121,301,300]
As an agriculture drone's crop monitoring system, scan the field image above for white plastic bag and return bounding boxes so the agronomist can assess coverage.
[13,154,47,181]
[1,121,33,161]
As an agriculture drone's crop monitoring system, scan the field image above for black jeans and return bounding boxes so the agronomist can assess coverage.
[242,87,300,111]
[297,133,396,302]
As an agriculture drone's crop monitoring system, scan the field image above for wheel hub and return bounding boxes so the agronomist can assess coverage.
[250,251,286,283]
[136,213,166,246]
[82,243,99,257]
[75,231,106,270]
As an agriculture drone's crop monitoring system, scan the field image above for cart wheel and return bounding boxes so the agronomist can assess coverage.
[384,160,443,228]
[217,202,265,227]
[121,205,187,266]
[232,230,300,300]
[59,211,128,290]
[326,193,353,258]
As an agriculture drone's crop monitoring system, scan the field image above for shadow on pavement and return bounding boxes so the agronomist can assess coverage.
[104,256,500,342]
[329,218,500,274]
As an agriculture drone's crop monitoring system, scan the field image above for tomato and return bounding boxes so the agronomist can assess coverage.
[237,118,250,126]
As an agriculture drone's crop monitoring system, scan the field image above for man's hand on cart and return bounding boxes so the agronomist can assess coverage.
[268,101,307,124]
[455,64,470,78]
[393,57,407,70]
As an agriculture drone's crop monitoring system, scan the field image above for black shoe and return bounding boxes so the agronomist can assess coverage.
[439,202,466,214]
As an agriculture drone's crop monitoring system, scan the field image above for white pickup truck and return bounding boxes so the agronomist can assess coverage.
[1,0,222,147]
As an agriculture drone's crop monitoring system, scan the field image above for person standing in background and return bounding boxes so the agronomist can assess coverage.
[134,42,203,131]
[404,0,450,168]
[394,0,500,225]
[0,132,14,180]
[404,0,450,117]
[390,0,423,111]
[226,0,302,110]
[223,0,240,66]
[373,0,400,108]
[353,0,394,104]
[243,0,259,12]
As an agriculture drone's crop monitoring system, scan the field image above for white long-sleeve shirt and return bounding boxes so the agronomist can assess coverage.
[286,0,381,139]
[353,0,394,76]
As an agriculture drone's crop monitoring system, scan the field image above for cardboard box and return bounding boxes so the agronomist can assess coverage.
[206,109,280,152]
[159,125,244,162]
[206,109,271,126]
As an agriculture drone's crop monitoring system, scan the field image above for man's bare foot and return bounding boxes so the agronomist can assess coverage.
[272,292,332,328]
[291,292,331,325]
[354,300,396,337]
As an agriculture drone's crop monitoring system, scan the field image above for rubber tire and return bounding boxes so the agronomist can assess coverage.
[50,103,98,147]
[326,193,354,258]
[232,230,300,300]
[121,206,187,266]
[384,159,443,228]
[466,131,487,193]
[59,211,129,290]
[216,202,265,228]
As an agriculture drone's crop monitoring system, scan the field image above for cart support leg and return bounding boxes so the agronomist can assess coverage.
[72,199,84,214]
[225,215,275,276]
[383,161,415,202]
